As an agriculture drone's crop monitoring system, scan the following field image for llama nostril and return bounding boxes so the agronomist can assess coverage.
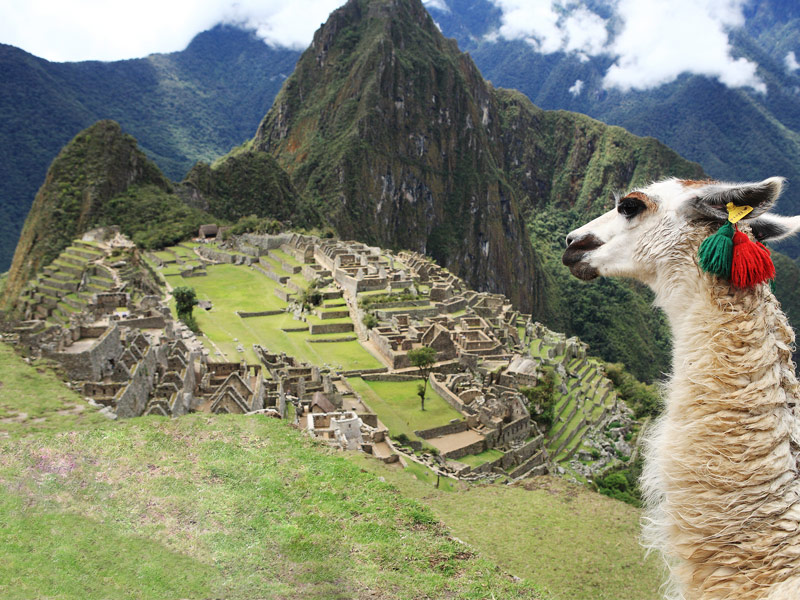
[566,233,603,252]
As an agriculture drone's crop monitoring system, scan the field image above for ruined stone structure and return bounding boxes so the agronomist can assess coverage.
[4,229,637,485]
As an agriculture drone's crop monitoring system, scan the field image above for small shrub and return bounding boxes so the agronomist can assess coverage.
[394,433,410,446]
[362,312,378,329]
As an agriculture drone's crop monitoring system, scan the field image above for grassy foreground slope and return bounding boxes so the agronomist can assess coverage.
[0,342,543,600]
[353,456,664,600]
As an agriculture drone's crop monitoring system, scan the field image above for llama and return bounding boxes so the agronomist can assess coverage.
[562,177,800,600]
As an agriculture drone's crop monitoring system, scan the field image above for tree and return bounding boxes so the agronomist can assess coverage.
[173,286,198,328]
[408,346,437,411]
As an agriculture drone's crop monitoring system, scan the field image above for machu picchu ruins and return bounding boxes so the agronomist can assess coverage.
[1,227,638,485]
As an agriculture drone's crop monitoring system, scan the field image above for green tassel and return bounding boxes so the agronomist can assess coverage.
[698,221,734,279]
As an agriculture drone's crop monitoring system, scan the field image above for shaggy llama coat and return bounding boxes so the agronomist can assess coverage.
[563,178,800,600]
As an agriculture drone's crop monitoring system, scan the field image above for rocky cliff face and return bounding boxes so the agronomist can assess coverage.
[253,0,542,313]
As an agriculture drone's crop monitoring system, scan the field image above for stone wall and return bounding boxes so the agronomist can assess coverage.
[436,297,467,313]
[117,316,166,329]
[443,438,486,460]
[240,232,295,251]
[274,287,294,302]
[197,246,235,264]
[498,415,531,447]
[316,310,350,320]
[508,450,548,479]
[44,324,121,381]
[364,300,429,310]
[375,306,440,321]
[255,264,288,284]
[414,420,468,439]
[309,322,354,335]
[237,310,284,318]
[361,373,420,382]
[116,344,165,418]
[429,374,467,412]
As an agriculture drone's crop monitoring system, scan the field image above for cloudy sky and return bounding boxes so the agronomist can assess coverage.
[0,0,767,93]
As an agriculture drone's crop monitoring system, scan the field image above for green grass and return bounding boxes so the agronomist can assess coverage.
[0,344,107,437]
[167,263,289,312]
[347,378,462,440]
[0,400,544,599]
[306,313,353,326]
[402,460,459,492]
[354,456,663,600]
[457,448,505,468]
[0,490,211,600]
[154,250,176,262]
[161,262,381,369]
[270,248,301,267]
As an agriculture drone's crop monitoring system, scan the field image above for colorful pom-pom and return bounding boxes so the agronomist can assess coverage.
[698,221,734,279]
[730,230,775,288]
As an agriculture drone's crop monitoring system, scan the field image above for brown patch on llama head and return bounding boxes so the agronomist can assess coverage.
[677,178,717,188]
[623,191,657,211]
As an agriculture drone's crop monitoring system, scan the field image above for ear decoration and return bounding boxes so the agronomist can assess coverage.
[698,202,775,288]
[731,229,775,288]
[698,220,734,279]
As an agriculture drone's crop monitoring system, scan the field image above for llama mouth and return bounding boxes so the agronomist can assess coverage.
[562,249,600,281]
[568,261,600,281]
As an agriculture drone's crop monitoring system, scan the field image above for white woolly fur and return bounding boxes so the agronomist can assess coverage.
[565,178,800,600]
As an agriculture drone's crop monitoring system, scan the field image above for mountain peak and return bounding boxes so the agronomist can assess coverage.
[1,120,169,309]
[251,0,542,312]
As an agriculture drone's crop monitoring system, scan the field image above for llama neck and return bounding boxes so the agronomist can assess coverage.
[663,280,797,415]
[647,278,800,599]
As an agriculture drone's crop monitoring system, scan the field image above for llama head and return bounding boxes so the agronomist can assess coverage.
[562,177,800,296]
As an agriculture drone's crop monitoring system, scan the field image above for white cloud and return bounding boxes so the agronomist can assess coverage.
[562,8,608,56]
[0,0,343,62]
[785,51,800,72]
[423,0,451,13]
[603,0,765,93]
[489,0,607,55]
[491,0,568,54]
[487,0,765,93]
[568,79,584,96]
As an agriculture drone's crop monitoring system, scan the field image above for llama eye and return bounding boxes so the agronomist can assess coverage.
[618,198,645,219]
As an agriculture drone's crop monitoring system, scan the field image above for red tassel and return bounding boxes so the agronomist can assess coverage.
[730,228,775,288]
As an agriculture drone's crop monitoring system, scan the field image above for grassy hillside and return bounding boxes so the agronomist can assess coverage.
[0,342,544,600]
[352,457,664,600]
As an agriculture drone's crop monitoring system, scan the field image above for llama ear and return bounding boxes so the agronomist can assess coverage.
[687,177,786,221]
[748,213,800,242]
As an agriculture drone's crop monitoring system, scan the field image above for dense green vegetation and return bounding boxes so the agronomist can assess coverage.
[595,455,645,508]
[183,151,316,227]
[0,121,216,311]
[103,184,214,250]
